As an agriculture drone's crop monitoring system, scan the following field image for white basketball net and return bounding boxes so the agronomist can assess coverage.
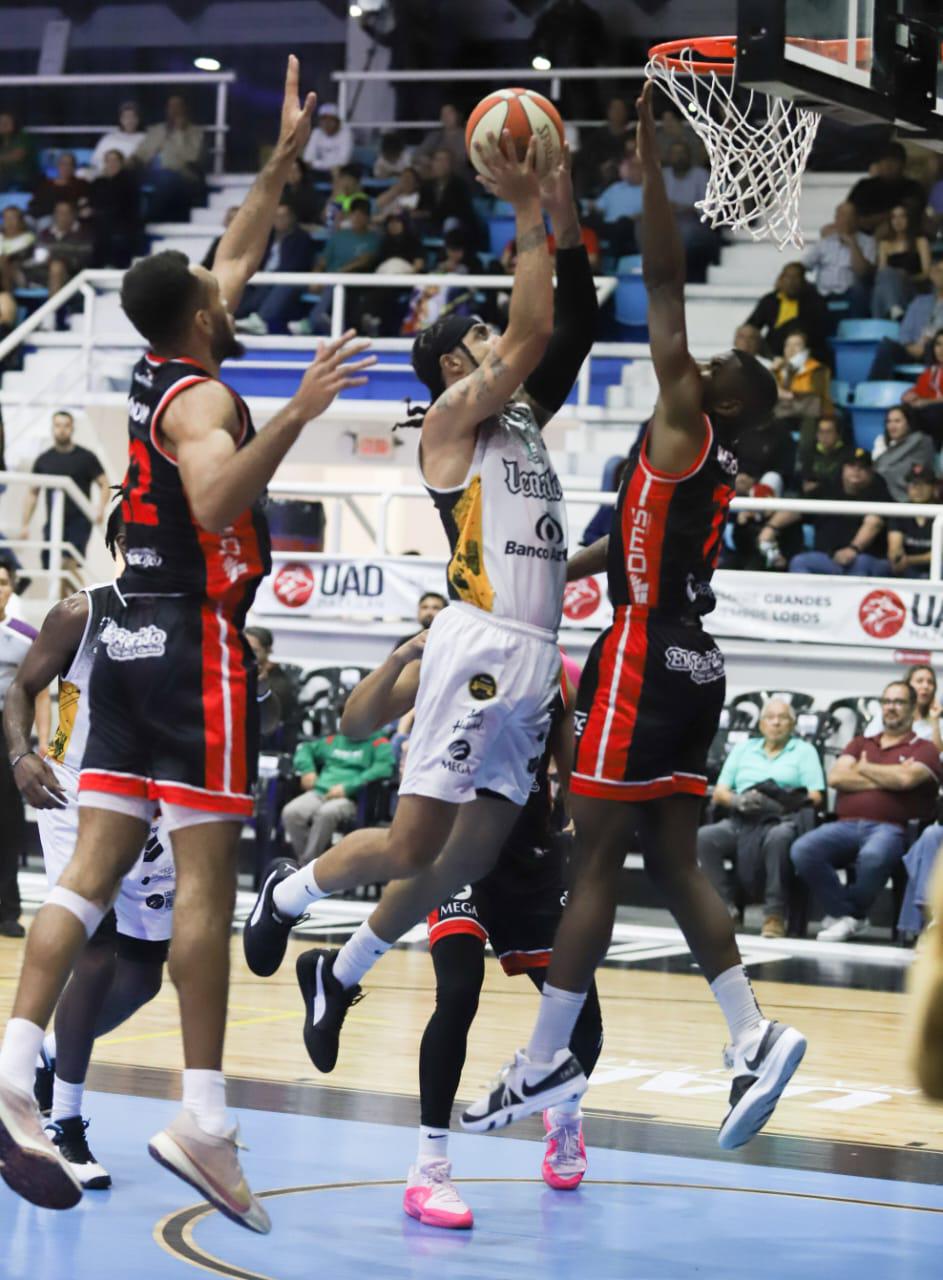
[645,46,821,251]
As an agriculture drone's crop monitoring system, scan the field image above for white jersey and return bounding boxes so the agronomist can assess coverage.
[47,583,116,775]
[422,401,568,633]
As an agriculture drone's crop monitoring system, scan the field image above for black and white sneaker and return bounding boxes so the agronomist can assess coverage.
[296,948,364,1073]
[34,1047,55,1117]
[717,1019,807,1150]
[48,1117,111,1190]
[242,859,303,977]
[460,1049,587,1133]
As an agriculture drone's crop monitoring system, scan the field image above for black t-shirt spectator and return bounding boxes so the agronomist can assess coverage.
[419,176,476,239]
[891,514,933,560]
[735,419,796,487]
[33,445,104,528]
[848,175,926,223]
[814,472,891,556]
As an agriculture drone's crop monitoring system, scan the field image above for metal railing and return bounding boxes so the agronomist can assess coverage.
[2,71,235,175]
[0,470,99,602]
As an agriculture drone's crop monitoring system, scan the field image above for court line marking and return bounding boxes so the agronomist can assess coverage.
[154,1176,943,1280]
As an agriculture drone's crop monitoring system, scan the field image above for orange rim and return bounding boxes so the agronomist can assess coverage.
[647,35,736,77]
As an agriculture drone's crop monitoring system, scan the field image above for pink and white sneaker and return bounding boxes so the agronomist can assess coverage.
[403,1158,474,1229]
[541,1108,587,1190]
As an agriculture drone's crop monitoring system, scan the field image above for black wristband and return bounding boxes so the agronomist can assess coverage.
[523,244,597,417]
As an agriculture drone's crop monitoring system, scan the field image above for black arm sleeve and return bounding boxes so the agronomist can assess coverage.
[523,244,598,418]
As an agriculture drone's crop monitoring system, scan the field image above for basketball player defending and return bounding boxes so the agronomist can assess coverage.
[462,82,807,1147]
[0,56,373,1223]
[4,507,174,1191]
[244,142,598,1006]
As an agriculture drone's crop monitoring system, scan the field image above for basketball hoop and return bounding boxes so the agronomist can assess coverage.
[646,36,821,251]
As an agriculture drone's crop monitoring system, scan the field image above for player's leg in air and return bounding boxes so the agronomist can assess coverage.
[462,82,806,1149]
[908,851,943,1099]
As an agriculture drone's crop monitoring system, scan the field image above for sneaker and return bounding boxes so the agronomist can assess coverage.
[0,919,25,938]
[34,1046,55,1116]
[761,914,786,939]
[288,318,313,336]
[541,1109,587,1190]
[460,1048,587,1134]
[717,1019,807,1150]
[816,915,868,942]
[403,1159,473,1229]
[234,312,268,336]
[242,859,303,977]
[0,1077,82,1209]
[48,1117,111,1190]
[147,1110,270,1234]
[296,948,364,1073]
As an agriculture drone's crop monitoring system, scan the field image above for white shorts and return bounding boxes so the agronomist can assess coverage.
[399,601,561,807]
[37,762,175,943]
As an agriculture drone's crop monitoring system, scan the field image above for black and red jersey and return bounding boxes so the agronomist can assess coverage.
[607,417,736,617]
[119,353,271,623]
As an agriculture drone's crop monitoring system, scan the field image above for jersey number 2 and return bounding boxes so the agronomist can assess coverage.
[122,438,159,527]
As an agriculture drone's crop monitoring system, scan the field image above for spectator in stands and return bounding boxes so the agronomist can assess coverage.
[902,328,943,442]
[29,152,90,222]
[289,197,380,336]
[802,201,874,320]
[0,112,37,192]
[393,591,447,650]
[745,262,830,361]
[866,663,943,749]
[761,447,892,575]
[798,412,853,495]
[400,228,481,334]
[0,206,35,291]
[871,204,932,319]
[89,101,144,173]
[19,410,108,574]
[281,725,395,865]
[847,141,927,233]
[897,816,943,936]
[581,457,629,546]
[21,199,92,300]
[373,130,414,180]
[592,152,642,257]
[772,329,832,458]
[373,211,424,273]
[134,93,205,221]
[790,679,942,941]
[375,165,423,221]
[580,96,633,194]
[244,625,301,752]
[0,287,14,339]
[733,322,773,367]
[235,200,314,336]
[281,157,322,226]
[655,105,706,168]
[201,205,239,270]
[302,103,353,179]
[323,164,369,231]
[433,227,481,276]
[661,141,716,281]
[699,699,825,938]
[414,103,468,180]
[889,464,938,581]
[872,404,936,500]
[88,150,142,268]
[417,148,476,241]
[868,259,943,380]
[724,471,802,571]
[734,412,796,493]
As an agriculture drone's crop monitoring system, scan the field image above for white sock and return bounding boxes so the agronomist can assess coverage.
[527,984,587,1064]
[51,1076,85,1122]
[417,1126,449,1163]
[548,1100,582,1124]
[273,861,327,918]
[710,964,764,1045]
[0,1018,46,1096]
[42,1032,56,1063]
[182,1069,230,1137]
[332,922,392,989]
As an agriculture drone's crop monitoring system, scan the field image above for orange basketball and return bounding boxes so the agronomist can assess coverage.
[465,87,565,178]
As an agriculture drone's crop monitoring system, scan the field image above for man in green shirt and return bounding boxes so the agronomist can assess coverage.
[698,699,825,938]
[281,730,395,864]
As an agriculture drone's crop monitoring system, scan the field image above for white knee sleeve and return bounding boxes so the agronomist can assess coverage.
[45,886,107,939]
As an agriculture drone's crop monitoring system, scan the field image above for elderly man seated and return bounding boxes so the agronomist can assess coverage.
[698,699,825,938]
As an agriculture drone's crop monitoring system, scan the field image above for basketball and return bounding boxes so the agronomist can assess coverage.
[465,87,565,177]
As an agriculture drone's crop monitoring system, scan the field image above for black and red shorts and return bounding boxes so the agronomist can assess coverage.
[80,595,258,817]
[572,607,725,803]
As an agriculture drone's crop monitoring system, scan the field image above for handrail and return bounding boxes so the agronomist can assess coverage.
[0,71,235,175]
[0,470,99,602]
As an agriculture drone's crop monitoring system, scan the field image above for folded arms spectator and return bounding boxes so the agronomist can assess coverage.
[746,262,830,361]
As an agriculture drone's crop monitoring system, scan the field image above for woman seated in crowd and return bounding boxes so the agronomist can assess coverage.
[0,205,35,292]
[872,403,936,501]
[281,157,322,226]
[871,204,932,319]
[903,327,943,442]
[798,412,853,495]
[772,329,832,459]
[866,662,943,749]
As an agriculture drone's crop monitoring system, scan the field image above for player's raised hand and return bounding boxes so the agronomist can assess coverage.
[538,142,574,218]
[635,79,656,166]
[277,54,317,159]
[474,130,541,206]
[291,329,376,422]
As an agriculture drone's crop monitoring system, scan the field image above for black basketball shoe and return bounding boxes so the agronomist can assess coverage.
[242,859,304,977]
[460,1049,587,1133]
[296,948,364,1073]
[48,1117,111,1190]
[34,1046,55,1117]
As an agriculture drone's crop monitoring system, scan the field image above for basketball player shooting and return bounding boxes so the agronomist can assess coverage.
[462,81,808,1147]
[0,56,373,1226]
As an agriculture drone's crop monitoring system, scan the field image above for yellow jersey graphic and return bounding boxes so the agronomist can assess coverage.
[447,475,495,614]
[49,679,81,764]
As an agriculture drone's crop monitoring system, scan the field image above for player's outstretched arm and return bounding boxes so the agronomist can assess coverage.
[340,633,426,737]
[635,80,704,472]
[3,594,88,808]
[566,535,608,582]
[210,55,316,312]
[166,330,374,533]
[423,132,552,449]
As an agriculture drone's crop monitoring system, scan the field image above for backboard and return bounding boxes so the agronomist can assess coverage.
[735,0,943,146]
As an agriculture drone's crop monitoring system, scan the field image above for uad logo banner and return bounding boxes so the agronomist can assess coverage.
[262,557,444,617]
[562,574,606,625]
[858,585,943,645]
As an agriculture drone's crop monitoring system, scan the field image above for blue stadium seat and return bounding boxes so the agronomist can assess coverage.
[0,192,31,212]
[849,380,912,450]
[600,454,625,490]
[830,379,852,406]
[487,215,515,260]
[835,319,901,340]
[616,254,642,273]
[614,275,646,329]
[831,319,900,384]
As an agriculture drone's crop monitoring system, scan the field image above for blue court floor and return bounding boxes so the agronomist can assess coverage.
[2,1091,941,1280]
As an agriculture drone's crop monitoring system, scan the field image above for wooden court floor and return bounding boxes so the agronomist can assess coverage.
[2,929,940,1155]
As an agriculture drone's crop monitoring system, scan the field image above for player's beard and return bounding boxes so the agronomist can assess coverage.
[210,313,245,364]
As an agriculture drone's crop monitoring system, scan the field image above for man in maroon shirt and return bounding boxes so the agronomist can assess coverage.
[791,680,942,941]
